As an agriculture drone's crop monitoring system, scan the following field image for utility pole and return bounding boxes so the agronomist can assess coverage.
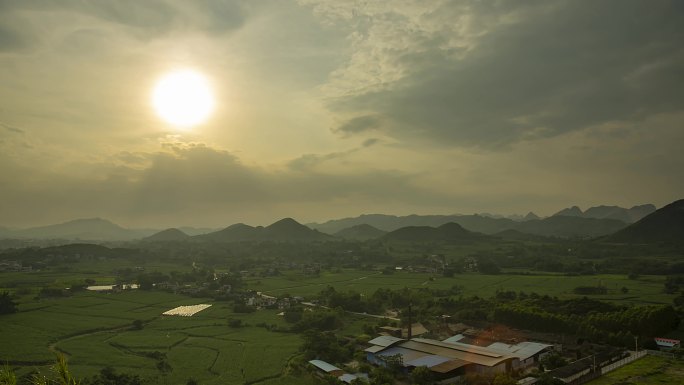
[407,301,413,340]
[634,336,638,353]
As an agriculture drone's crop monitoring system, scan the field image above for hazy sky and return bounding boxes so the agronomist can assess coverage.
[1,0,683,228]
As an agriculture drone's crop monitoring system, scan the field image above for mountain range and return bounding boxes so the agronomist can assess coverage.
[552,204,655,223]
[0,201,674,243]
[309,213,628,238]
[603,199,684,244]
[192,218,332,242]
[382,222,486,242]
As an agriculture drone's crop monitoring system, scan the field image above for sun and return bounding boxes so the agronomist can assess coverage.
[152,69,215,128]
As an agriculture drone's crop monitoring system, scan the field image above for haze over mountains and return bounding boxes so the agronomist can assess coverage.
[307,202,655,236]
[604,199,684,245]
[0,202,673,244]
[552,204,656,223]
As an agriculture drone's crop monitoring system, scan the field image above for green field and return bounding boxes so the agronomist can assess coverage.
[588,355,684,385]
[0,266,677,384]
[247,270,672,306]
[0,290,304,385]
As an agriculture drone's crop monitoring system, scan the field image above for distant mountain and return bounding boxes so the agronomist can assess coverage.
[195,218,332,242]
[310,213,624,238]
[196,223,259,242]
[604,199,684,244]
[553,206,583,217]
[310,214,516,234]
[524,212,540,221]
[516,216,627,238]
[177,226,218,236]
[262,218,332,241]
[143,228,190,242]
[552,204,655,223]
[7,218,145,241]
[382,222,486,242]
[334,224,387,240]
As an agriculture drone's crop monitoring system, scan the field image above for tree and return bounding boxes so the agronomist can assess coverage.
[478,259,500,274]
[0,292,17,315]
[369,366,394,385]
[492,374,517,385]
[410,366,434,385]
[131,320,144,330]
[84,367,142,385]
[541,353,567,370]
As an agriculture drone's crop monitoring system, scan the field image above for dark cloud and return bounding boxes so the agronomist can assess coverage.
[328,1,684,147]
[335,114,381,134]
[0,25,28,52]
[362,138,379,147]
[0,0,247,51]
[0,145,446,226]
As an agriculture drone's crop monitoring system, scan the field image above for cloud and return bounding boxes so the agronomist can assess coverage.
[0,0,247,53]
[308,0,684,147]
[335,114,381,134]
[0,121,24,134]
[0,145,447,227]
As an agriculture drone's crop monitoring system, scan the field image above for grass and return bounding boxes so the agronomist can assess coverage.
[248,270,672,306]
[587,355,684,385]
[0,290,306,385]
[0,264,677,384]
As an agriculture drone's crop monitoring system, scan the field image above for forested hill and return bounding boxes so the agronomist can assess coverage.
[604,199,684,245]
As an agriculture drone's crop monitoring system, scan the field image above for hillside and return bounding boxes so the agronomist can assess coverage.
[142,228,190,242]
[195,223,259,242]
[604,199,684,244]
[553,204,655,223]
[382,222,486,242]
[334,224,387,240]
[262,218,332,241]
[516,216,627,238]
[311,214,518,234]
[6,218,146,241]
[311,213,626,238]
[195,218,331,242]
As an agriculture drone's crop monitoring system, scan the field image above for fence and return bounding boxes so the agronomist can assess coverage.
[600,350,647,375]
[645,349,678,359]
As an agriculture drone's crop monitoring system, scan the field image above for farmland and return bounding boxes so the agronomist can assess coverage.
[246,269,673,306]
[0,254,680,384]
[587,355,684,385]
[0,290,303,384]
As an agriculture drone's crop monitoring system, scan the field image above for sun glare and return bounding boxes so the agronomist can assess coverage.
[152,69,215,128]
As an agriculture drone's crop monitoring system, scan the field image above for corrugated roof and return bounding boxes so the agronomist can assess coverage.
[339,373,358,383]
[309,360,342,373]
[485,341,552,361]
[412,338,503,358]
[402,322,429,337]
[429,359,468,373]
[378,346,429,363]
[364,345,385,353]
[442,334,465,344]
[400,340,511,367]
[405,355,451,368]
[368,335,405,347]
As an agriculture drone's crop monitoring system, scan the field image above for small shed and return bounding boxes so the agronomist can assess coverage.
[655,337,681,350]
[309,360,344,377]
